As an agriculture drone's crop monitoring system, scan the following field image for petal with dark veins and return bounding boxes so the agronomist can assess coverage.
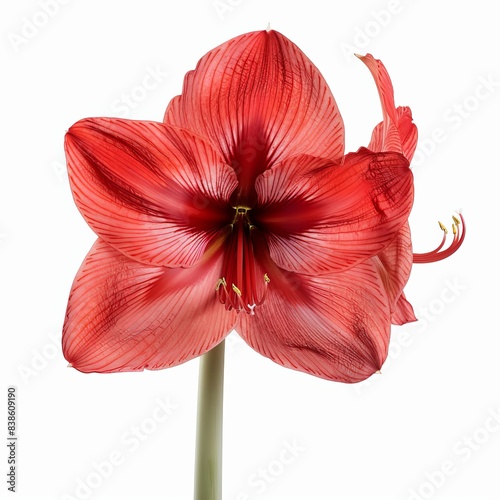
[65,118,236,268]
[63,239,237,373]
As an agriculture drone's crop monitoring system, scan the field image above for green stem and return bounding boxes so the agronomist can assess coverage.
[194,340,225,500]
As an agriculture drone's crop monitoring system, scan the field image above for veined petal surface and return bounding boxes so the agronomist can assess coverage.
[237,259,391,382]
[358,54,418,323]
[63,239,237,373]
[164,29,344,203]
[358,54,418,161]
[65,118,237,267]
[371,223,416,324]
[253,149,414,274]
[391,292,417,325]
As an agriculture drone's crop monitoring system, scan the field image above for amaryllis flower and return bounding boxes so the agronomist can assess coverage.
[63,29,462,383]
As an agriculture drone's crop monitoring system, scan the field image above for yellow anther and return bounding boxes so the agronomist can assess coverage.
[232,284,242,296]
[215,278,226,291]
[264,273,270,283]
[452,224,457,235]
[438,221,448,234]
[452,215,460,226]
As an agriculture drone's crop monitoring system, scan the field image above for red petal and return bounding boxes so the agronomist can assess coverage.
[394,106,418,162]
[63,239,237,373]
[237,259,391,382]
[358,54,418,161]
[371,223,416,324]
[65,118,237,267]
[164,30,344,202]
[253,149,414,274]
[391,292,417,325]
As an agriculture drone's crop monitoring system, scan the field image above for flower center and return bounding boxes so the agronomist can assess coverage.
[216,207,269,314]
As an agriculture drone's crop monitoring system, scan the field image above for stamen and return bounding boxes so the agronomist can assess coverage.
[215,277,226,291]
[216,278,230,305]
[255,274,270,306]
[217,208,270,314]
[413,213,465,263]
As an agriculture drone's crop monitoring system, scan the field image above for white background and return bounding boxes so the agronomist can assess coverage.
[1,1,499,499]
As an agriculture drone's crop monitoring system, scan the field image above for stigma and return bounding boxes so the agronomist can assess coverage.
[413,213,466,263]
[216,208,269,314]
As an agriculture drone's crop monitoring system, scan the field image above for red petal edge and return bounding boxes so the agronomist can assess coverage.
[371,223,417,324]
[164,29,345,202]
[63,239,237,373]
[358,54,418,161]
[237,258,391,382]
[65,118,237,268]
[254,149,414,274]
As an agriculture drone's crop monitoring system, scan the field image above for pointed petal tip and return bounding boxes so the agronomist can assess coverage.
[164,27,345,166]
[65,118,98,147]
[65,124,78,142]
[66,117,89,135]
[355,53,375,62]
